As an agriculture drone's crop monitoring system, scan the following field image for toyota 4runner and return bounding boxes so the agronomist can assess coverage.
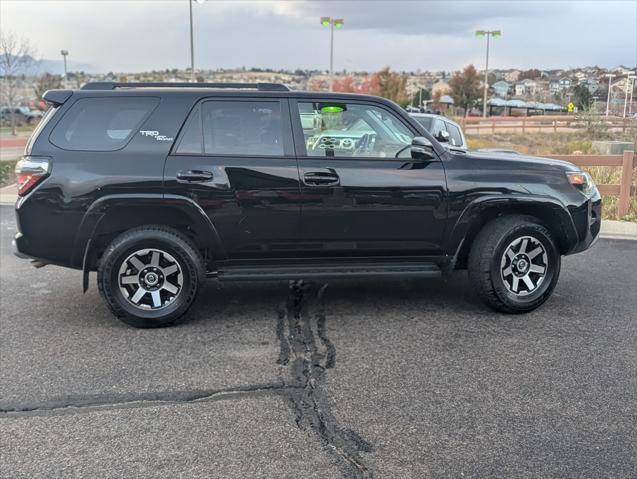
[13,82,601,327]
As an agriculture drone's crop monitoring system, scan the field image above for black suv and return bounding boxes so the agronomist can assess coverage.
[13,82,601,327]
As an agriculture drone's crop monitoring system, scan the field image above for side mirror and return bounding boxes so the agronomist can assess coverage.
[435,130,450,142]
[411,136,436,160]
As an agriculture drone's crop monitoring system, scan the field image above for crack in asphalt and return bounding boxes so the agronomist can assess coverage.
[278,280,373,479]
[0,383,290,417]
[1,280,373,477]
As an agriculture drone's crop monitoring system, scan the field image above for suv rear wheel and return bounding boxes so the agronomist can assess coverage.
[468,216,561,313]
[97,226,204,328]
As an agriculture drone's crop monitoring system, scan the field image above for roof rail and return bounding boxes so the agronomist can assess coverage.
[81,82,290,92]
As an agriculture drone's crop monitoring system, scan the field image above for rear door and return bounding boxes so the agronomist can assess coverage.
[290,98,448,257]
[163,97,302,259]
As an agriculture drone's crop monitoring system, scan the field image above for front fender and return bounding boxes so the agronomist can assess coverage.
[445,194,579,259]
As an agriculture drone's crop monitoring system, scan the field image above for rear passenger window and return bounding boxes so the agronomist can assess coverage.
[50,97,158,151]
[176,100,283,156]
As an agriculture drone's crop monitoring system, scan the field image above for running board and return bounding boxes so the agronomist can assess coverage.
[214,262,442,281]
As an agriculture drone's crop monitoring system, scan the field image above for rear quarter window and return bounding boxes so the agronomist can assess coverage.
[50,97,159,151]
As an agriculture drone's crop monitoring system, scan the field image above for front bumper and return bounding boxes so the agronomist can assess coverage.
[567,192,602,255]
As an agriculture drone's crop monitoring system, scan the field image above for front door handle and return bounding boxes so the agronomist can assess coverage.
[176,170,214,183]
[303,171,340,186]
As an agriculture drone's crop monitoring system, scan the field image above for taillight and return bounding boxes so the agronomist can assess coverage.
[15,156,51,196]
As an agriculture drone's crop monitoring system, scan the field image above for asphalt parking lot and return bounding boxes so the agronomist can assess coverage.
[1,204,635,478]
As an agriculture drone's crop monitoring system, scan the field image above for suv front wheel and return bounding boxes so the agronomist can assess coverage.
[468,216,561,313]
[97,226,204,328]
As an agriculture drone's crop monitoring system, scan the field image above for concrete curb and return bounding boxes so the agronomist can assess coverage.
[600,220,637,240]
[1,190,636,240]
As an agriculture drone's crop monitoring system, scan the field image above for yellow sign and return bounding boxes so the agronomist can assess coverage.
[567,102,575,113]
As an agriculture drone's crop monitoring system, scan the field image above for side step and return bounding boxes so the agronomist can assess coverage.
[215,262,442,282]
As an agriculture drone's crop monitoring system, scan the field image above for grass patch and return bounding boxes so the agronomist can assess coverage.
[0,160,17,187]
[0,125,36,136]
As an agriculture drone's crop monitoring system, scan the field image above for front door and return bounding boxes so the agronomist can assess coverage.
[164,97,302,259]
[290,99,447,257]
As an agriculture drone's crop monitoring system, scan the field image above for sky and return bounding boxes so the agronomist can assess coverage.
[1,0,636,74]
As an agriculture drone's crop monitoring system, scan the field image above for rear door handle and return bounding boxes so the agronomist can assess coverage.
[303,171,340,186]
[176,170,214,183]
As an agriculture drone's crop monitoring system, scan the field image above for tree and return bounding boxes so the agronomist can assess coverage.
[0,32,37,135]
[332,76,356,93]
[375,67,409,106]
[411,88,431,109]
[33,73,62,101]
[519,69,541,80]
[449,64,481,116]
[572,84,592,110]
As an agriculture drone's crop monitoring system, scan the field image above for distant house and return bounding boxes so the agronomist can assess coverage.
[513,79,537,97]
[492,80,510,97]
[579,77,600,94]
[559,78,572,90]
[504,70,521,82]
[549,78,561,93]
[432,80,451,96]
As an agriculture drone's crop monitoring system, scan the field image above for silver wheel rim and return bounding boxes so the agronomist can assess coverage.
[118,248,183,310]
[500,236,548,297]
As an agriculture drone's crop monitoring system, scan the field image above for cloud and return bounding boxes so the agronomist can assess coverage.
[0,0,635,73]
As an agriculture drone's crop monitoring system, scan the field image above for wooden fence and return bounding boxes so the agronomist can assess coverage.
[547,151,635,216]
[462,115,634,134]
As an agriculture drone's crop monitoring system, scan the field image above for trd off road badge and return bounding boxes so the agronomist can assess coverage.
[140,130,174,141]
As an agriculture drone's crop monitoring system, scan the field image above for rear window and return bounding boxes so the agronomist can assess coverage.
[413,116,433,131]
[50,97,158,151]
[175,100,284,156]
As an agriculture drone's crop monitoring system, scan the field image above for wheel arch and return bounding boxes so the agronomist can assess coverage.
[73,194,224,290]
[448,195,579,269]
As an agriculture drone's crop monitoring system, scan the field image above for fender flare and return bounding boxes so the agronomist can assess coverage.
[73,194,225,291]
[445,194,579,260]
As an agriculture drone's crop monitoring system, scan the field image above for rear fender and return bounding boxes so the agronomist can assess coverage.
[73,194,224,291]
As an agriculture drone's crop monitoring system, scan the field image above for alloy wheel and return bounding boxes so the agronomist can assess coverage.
[500,236,548,296]
[118,248,183,310]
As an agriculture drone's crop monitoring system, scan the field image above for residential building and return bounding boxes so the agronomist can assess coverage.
[492,80,510,97]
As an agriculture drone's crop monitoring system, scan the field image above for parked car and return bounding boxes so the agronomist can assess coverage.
[408,113,467,150]
[13,82,601,327]
[0,106,42,126]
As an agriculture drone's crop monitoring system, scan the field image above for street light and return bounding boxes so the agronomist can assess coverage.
[604,73,616,116]
[320,17,344,91]
[628,76,636,116]
[60,50,69,78]
[475,30,501,118]
[189,0,207,82]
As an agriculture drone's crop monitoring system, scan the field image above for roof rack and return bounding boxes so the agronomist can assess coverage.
[81,82,290,92]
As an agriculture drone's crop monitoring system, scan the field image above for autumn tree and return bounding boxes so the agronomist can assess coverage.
[449,64,482,116]
[375,67,409,106]
[332,76,356,93]
[0,32,37,135]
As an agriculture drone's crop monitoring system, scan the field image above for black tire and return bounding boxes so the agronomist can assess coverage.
[97,225,204,328]
[468,215,561,314]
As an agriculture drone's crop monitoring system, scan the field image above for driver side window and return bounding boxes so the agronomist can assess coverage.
[297,101,413,158]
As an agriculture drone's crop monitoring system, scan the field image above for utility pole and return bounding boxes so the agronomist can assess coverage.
[623,74,636,117]
[476,30,501,118]
[629,76,636,116]
[321,17,344,91]
[605,73,616,116]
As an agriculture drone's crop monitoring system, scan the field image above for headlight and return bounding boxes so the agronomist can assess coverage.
[566,171,594,194]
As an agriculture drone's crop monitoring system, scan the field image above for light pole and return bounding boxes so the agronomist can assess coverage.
[476,30,501,118]
[189,0,207,82]
[623,74,636,117]
[629,76,636,116]
[320,17,344,91]
[60,50,68,79]
[605,73,616,116]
